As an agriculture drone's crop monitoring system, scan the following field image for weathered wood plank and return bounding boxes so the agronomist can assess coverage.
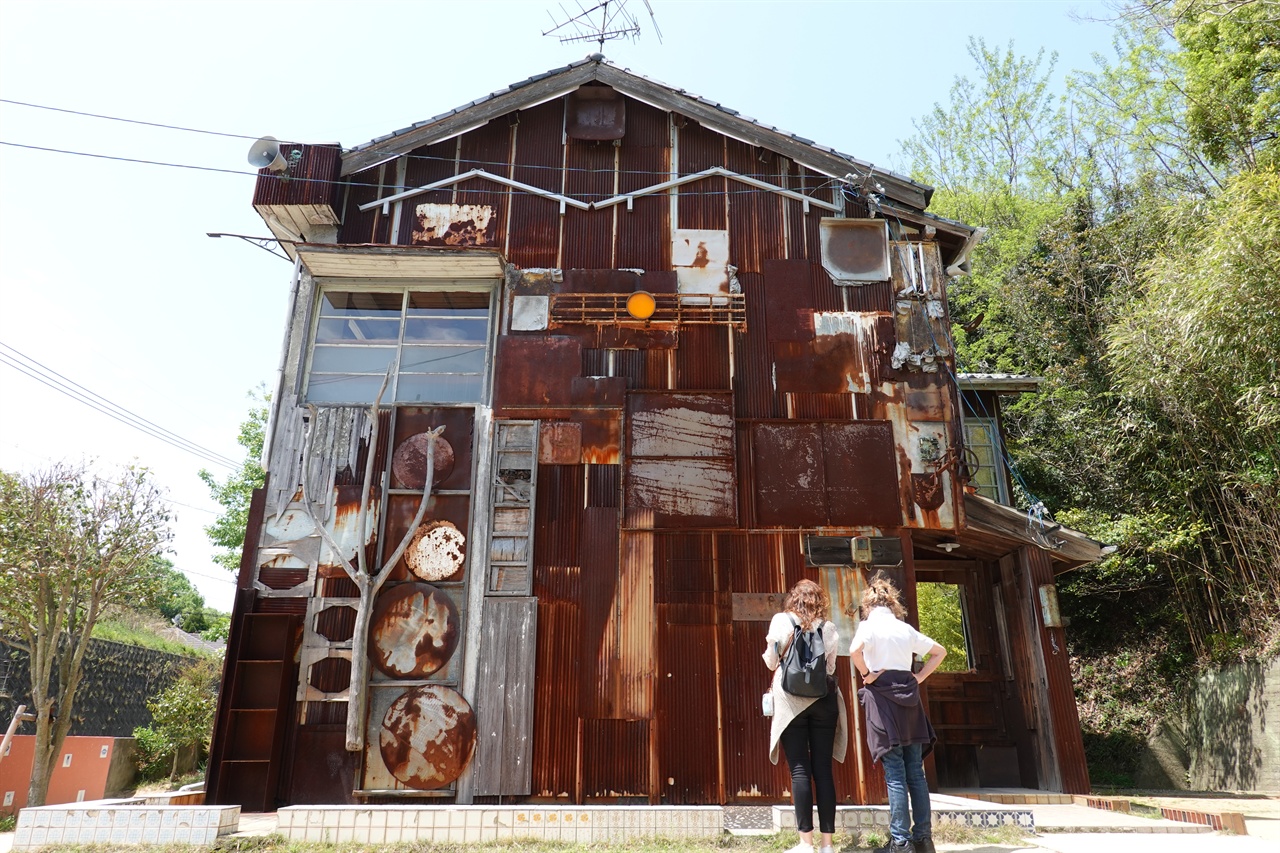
[470,597,537,796]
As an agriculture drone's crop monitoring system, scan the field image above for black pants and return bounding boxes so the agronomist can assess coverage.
[779,687,839,833]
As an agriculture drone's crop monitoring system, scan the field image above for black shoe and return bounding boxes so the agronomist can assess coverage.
[913,839,936,853]
[871,841,914,853]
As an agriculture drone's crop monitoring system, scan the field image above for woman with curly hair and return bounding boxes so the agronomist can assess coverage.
[763,578,847,853]
[849,574,947,853]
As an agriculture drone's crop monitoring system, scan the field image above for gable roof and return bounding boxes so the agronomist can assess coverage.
[340,56,937,214]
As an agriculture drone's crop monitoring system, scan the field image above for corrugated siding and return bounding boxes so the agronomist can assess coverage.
[398,141,457,244]
[615,99,670,270]
[725,620,787,800]
[507,99,565,268]
[733,272,776,420]
[563,139,616,269]
[657,619,721,803]
[581,719,650,797]
[580,506,622,718]
[725,140,785,275]
[456,119,513,248]
[675,325,731,391]
[676,119,727,231]
[531,600,580,797]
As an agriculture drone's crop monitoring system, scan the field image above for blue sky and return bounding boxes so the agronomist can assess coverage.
[0,0,1118,610]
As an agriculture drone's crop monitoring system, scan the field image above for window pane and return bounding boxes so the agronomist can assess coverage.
[407,292,490,314]
[400,345,487,373]
[916,582,971,672]
[311,345,397,374]
[316,317,402,343]
[404,317,488,343]
[305,374,389,403]
[396,373,483,404]
[320,291,403,316]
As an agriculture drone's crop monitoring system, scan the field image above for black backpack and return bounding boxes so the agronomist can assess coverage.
[779,616,829,698]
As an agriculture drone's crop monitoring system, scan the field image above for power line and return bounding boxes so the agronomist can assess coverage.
[0,341,240,470]
[0,98,281,143]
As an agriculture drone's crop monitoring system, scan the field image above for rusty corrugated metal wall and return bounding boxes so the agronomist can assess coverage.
[213,82,1090,808]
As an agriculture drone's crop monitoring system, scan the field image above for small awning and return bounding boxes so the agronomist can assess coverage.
[958,373,1043,393]
[296,245,506,281]
[961,493,1110,569]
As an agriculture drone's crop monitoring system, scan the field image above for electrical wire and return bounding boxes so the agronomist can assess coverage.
[0,98,279,143]
[0,342,240,470]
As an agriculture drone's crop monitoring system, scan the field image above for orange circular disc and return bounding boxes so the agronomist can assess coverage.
[626,290,657,320]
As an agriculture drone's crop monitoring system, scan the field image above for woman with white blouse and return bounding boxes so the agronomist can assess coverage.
[763,578,848,853]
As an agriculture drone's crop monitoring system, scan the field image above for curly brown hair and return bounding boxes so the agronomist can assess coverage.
[852,572,907,620]
[783,578,830,630]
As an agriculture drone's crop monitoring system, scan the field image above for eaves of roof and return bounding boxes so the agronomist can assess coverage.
[339,57,941,216]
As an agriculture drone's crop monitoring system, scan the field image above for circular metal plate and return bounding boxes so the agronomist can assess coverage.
[379,685,477,790]
[369,582,461,679]
[405,520,467,582]
[392,432,455,490]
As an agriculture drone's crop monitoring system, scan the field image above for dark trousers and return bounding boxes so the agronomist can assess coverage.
[779,688,839,833]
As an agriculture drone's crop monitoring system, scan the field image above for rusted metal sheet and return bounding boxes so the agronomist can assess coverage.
[457,118,513,246]
[539,421,583,464]
[561,269,642,295]
[586,463,620,508]
[677,119,727,231]
[673,228,731,295]
[625,392,737,528]
[785,393,855,420]
[675,325,732,390]
[253,142,340,206]
[531,600,581,797]
[412,203,497,247]
[286,728,360,805]
[654,532,718,604]
[567,85,626,140]
[581,719,650,798]
[383,494,470,582]
[657,618,722,803]
[752,422,827,527]
[774,312,883,395]
[733,272,777,419]
[494,336,582,413]
[579,417,620,464]
[507,99,565,269]
[725,620,788,801]
[615,529,655,720]
[579,505,621,718]
[823,422,901,527]
[763,259,815,343]
[370,582,461,679]
[845,279,895,313]
[378,685,477,789]
[314,602,356,642]
[405,520,467,582]
[730,593,785,621]
[397,141,456,244]
[532,464,584,589]
[391,432,456,489]
[392,407,474,491]
[571,375,626,408]
[614,348,673,391]
[338,163,392,244]
[563,139,617,269]
[725,139,785,275]
[308,656,351,693]
[615,102,671,270]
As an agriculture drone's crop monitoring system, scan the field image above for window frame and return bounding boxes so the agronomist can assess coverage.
[962,415,1010,505]
[301,282,497,407]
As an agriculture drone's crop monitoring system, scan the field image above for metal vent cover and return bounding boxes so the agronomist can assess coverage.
[819,218,891,284]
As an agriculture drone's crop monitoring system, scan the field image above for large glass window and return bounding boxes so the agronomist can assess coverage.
[305,289,491,404]
[963,417,1009,504]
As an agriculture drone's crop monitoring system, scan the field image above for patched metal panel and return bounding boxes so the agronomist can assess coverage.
[675,325,732,391]
[774,312,883,395]
[412,203,497,247]
[580,417,621,464]
[530,600,580,797]
[539,421,583,464]
[369,582,461,679]
[823,422,901,527]
[752,422,826,527]
[494,336,582,413]
[657,619,722,803]
[580,506,622,718]
[763,259,815,343]
[725,620,787,801]
[673,229,730,295]
[625,392,737,528]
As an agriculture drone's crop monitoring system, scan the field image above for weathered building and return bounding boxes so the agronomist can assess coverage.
[207,57,1105,811]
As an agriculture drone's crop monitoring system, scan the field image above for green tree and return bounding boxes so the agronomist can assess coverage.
[199,389,268,571]
[137,657,220,783]
[916,583,970,673]
[0,463,171,806]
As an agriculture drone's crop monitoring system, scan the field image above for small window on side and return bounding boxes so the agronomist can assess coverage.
[916,582,973,672]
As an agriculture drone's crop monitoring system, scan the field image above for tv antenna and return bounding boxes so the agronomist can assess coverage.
[543,0,662,51]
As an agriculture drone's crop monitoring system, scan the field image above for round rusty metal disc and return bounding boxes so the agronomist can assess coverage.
[369,582,461,679]
[405,520,467,582]
[392,432,455,490]
[379,685,477,790]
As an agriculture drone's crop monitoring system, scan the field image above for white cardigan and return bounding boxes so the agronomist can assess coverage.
[761,612,849,765]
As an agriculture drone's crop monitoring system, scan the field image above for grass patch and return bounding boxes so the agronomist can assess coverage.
[0,814,16,832]
[92,612,208,657]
